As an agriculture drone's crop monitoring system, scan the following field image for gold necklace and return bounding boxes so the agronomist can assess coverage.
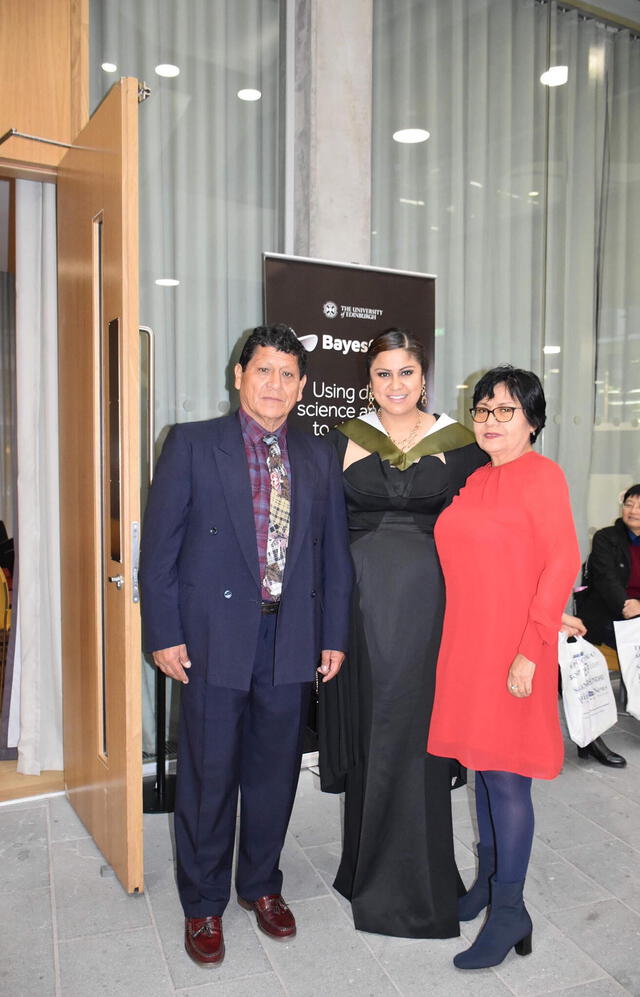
[380,411,423,452]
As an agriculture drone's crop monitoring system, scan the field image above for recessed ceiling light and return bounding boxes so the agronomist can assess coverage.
[456,384,469,389]
[155,64,180,78]
[237,88,262,101]
[155,278,180,287]
[393,128,430,144]
[101,62,117,73]
[469,181,483,188]
[528,190,539,197]
[540,65,568,87]
[543,345,561,354]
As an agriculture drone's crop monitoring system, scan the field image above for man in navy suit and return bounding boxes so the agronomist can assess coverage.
[140,324,353,967]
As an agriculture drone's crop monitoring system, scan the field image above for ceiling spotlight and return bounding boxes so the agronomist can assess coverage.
[155,64,180,78]
[540,65,568,87]
[543,345,561,354]
[393,128,430,144]
[528,190,539,197]
[237,88,262,101]
[101,62,117,73]
[155,278,180,287]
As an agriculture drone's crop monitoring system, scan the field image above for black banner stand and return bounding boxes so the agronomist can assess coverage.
[142,668,176,813]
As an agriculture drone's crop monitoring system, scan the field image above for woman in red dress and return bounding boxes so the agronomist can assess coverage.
[428,366,581,970]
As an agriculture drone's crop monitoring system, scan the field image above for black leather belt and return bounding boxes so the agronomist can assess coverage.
[260,600,280,615]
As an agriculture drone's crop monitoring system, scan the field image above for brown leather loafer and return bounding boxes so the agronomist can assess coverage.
[184,916,225,966]
[238,893,296,939]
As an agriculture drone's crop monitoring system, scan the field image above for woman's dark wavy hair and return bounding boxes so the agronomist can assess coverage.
[472,365,546,444]
[238,323,307,377]
[365,328,428,411]
[623,484,640,503]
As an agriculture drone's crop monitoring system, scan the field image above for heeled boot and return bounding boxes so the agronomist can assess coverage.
[453,877,532,970]
[458,844,495,921]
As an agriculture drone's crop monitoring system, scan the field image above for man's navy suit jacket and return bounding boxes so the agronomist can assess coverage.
[139,412,353,690]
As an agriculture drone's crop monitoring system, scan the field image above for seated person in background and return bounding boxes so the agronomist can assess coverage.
[575,483,640,767]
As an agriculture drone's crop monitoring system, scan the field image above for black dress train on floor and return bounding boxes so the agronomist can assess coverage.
[322,417,486,938]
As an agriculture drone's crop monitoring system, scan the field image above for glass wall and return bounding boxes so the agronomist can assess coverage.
[371,0,640,548]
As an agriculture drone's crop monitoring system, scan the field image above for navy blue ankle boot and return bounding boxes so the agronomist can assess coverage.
[453,878,532,970]
[458,844,495,921]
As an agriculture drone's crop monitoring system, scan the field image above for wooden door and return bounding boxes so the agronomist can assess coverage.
[57,78,142,893]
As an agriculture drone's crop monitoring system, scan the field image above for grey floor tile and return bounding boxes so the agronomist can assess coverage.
[552,981,632,996]
[491,910,610,995]
[533,796,615,851]
[52,836,151,939]
[525,856,612,912]
[150,891,272,990]
[47,794,91,843]
[548,899,640,994]
[176,972,286,996]
[569,793,640,851]
[288,769,342,847]
[58,925,173,997]
[266,895,399,996]
[0,886,55,996]
[302,840,353,919]
[557,838,640,915]
[143,811,176,874]
[361,931,512,996]
[279,831,330,901]
[0,805,49,893]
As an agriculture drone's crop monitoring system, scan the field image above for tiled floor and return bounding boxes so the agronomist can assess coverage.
[2,698,640,996]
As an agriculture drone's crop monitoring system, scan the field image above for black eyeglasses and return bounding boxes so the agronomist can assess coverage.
[469,405,523,424]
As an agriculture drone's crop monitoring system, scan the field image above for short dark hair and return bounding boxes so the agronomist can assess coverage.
[623,484,640,503]
[472,365,546,443]
[238,323,307,377]
[365,328,428,411]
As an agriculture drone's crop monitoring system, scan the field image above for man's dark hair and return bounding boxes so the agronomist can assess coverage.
[623,484,640,504]
[238,324,307,377]
[472,365,546,443]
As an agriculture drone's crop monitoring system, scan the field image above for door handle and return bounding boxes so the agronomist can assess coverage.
[108,574,125,590]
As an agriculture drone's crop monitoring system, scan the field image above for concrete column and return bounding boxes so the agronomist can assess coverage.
[294,0,373,266]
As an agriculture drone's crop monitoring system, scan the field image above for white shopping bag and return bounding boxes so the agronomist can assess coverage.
[613,618,640,721]
[558,634,618,747]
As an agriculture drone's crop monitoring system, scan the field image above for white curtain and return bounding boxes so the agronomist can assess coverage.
[91,0,284,752]
[9,180,63,773]
[0,271,16,538]
[371,0,640,553]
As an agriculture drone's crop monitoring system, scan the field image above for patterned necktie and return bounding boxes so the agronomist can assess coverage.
[262,434,290,598]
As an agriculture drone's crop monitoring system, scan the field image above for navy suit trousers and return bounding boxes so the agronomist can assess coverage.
[175,613,312,917]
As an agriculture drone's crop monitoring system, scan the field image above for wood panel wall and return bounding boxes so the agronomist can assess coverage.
[0,0,88,171]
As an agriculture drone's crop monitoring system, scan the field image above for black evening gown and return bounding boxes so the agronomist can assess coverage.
[325,426,486,938]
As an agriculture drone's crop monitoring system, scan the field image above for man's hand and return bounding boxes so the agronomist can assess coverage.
[152,644,191,684]
[622,598,640,620]
[560,612,586,637]
[317,650,345,683]
[506,653,536,698]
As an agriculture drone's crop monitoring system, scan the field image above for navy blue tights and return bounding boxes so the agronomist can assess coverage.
[475,770,534,884]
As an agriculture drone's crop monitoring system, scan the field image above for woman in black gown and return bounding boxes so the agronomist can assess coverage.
[322,329,487,938]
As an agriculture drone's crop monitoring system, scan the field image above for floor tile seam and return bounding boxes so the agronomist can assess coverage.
[45,801,62,997]
[57,922,154,945]
[238,908,292,997]
[142,886,178,993]
[561,808,640,854]
[494,970,613,997]
[172,969,279,994]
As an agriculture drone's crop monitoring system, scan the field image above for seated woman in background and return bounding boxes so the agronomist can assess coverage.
[428,365,581,970]
[575,483,640,766]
